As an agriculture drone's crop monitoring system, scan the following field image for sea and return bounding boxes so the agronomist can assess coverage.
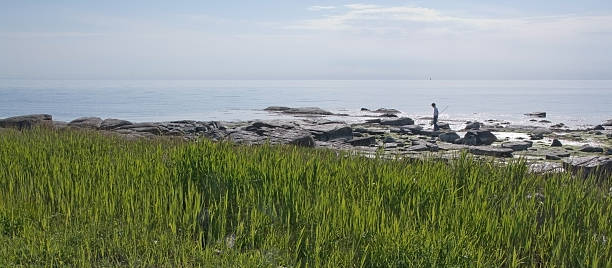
[1,80,610,129]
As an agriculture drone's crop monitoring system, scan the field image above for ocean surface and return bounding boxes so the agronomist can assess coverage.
[1,80,611,128]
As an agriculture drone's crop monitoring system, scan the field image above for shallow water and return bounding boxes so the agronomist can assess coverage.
[0,80,610,127]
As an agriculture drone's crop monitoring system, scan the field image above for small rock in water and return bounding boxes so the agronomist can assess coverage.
[551,139,562,147]
[592,125,605,131]
[360,107,370,111]
[372,108,400,114]
[525,112,547,118]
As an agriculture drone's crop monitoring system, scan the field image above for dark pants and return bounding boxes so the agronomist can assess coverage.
[433,115,439,131]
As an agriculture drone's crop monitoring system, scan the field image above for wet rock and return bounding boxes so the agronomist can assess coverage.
[100,119,132,130]
[606,148,612,155]
[69,117,103,129]
[463,130,497,146]
[579,145,604,153]
[438,132,460,143]
[551,139,562,147]
[438,122,450,130]
[0,114,53,129]
[525,112,547,118]
[264,106,333,115]
[465,121,481,130]
[563,156,612,179]
[380,117,415,126]
[501,141,533,151]
[603,119,612,126]
[289,135,316,147]
[468,146,513,157]
[348,136,376,146]
[360,108,370,111]
[592,125,605,131]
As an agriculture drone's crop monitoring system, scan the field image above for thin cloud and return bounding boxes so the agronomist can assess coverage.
[308,6,336,11]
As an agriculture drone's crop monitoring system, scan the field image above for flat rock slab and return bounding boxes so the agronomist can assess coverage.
[501,141,533,151]
[348,136,376,146]
[69,117,103,129]
[264,106,334,115]
[469,146,513,157]
[579,145,604,153]
[525,112,547,118]
[380,117,415,126]
[100,119,132,130]
[563,156,612,179]
[0,114,53,129]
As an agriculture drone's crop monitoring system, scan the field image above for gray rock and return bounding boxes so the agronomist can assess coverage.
[289,135,316,147]
[563,156,612,179]
[531,128,552,136]
[380,117,415,126]
[551,123,565,128]
[312,126,353,141]
[469,146,513,157]
[439,132,460,143]
[264,106,333,115]
[354,127,388,135]
[399,125,423,134]
[372,108,400,114]
[545,151,570,159]
[348,136,376,146]
[551,139,562,147]
[0,114,53,129]
[501,141,533,151]
[606,148,612,155]
[69,117,103,129]
[603,119,612,127]
[385,143,398,149]
[579,145,604,153]
[365,118,381,124]
[438,122,450,130]
[383,136,397,143]
[546,154,561,160]
[592,125,605,131]
[539,120,551,123]
[100,119,132,130]
[465,121,481,130]
[379,113,398,118]
[529,162,564,174]
[463,130,497,146]
[525,112,547,118]
[360,108,370,111]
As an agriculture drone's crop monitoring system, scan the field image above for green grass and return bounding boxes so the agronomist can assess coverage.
[0,127,610,267]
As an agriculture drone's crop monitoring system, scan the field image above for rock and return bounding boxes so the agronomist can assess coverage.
[546,154,561,160]
[365,119,381,124]
[551,123,565,128]
[289,135,316,147]
[530,134,544,140]
[312,126,353,141]
[545,151,570,159]
[465,121,481,130]
[606,148,612,155]
[602,119,612,127]
[383,136,397,143]
[0,114,53,129]
[438,132,460,143]
[380,117,415,126]
[372,108,400,114]
[406,144,429,152]
[264,106,333,115]
[579,145,604,153]
[69,117,103,129]
[529,128,551,140]
[529,162,564,174]
[438,122,450,130]
[100,119,132,130]
[525,112,547,118]
[501,141,533,151]
[399,125,423,134]
[551,139,562,147]
[379,113,398,118]
[540,120,551,123]
[563,156,612,179]
[360,108,370,111]
[385,143,398,149]
[592,125,605,131]
[348,136,376,146]
[468,146,513,157]
[463,130,497,146]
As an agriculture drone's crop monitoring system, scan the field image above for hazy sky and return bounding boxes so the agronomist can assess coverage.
[1,0,612,79]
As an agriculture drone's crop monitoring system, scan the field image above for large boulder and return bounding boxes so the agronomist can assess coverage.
[380,117,415,126]
[501,141,533,151]
[463,130,497,146]
[100,119,132,130]
[469,146,513,157]
[0,114,53,129]
[264,106,333,115]
[551,139,562,147]
[69,117,103,129]
[438,132,460,143]
[563,156,612,179]
[525,112,547,118]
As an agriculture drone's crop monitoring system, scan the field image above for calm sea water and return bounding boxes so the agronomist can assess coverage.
[0,80,610,128]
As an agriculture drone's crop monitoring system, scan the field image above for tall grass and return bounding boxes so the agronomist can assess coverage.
[0,127,610,266]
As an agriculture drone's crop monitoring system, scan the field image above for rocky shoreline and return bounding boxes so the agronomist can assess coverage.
[1,106,611,179]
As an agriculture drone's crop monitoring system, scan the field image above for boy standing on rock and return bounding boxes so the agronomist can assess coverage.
[431,103,439,131]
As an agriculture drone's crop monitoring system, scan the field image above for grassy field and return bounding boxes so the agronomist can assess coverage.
[0,127,610,267]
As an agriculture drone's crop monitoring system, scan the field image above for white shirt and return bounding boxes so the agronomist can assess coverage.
[433,107,439,117]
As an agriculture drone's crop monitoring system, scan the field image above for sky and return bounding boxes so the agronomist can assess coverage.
[1,0,612,80]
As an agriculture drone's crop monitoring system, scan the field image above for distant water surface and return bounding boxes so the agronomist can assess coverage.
[0,80,610,128]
